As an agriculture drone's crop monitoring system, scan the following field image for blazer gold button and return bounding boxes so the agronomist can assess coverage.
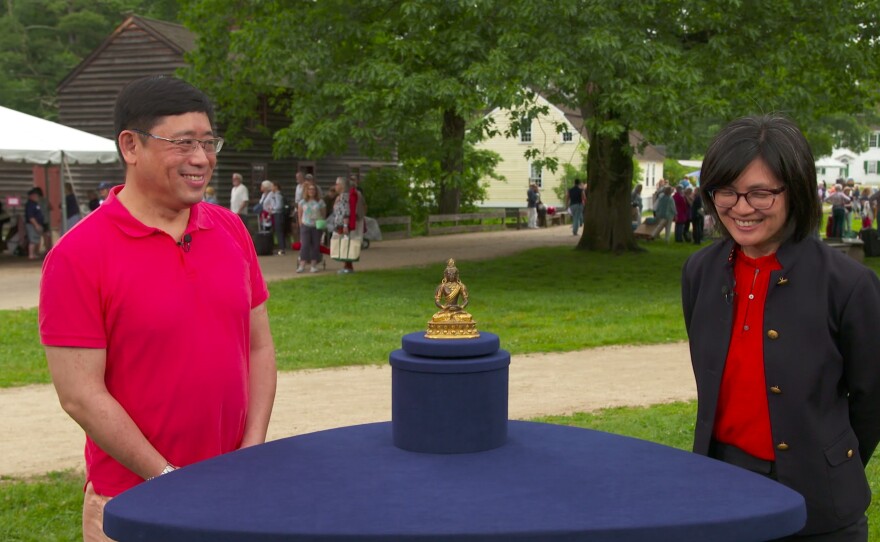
[777,442,789,451]
[770,386,781,394]
[847,449,854,458]
[767,330,779,339]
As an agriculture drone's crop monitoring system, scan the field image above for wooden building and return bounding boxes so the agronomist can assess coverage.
[1,15,392,228]
[475,94,665,209]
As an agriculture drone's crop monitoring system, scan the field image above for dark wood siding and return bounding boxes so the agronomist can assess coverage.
[26,15,397,226]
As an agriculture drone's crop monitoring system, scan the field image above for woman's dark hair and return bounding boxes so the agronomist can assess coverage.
[113,76,215,157]
[700,114,819,242]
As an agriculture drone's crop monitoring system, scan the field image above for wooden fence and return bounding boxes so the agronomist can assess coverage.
[426,211,506,236]
[375,216,412,240]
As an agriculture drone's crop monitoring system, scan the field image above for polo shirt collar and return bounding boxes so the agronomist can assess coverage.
[104,185,216,238]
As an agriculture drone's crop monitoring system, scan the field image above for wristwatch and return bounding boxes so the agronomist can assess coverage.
[146,462,177,481]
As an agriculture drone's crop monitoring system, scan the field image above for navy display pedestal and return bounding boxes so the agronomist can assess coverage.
[389,332,510,454]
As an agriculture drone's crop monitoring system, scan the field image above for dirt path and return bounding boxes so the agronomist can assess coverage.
[1,343,695,478]
[0,226,697,478]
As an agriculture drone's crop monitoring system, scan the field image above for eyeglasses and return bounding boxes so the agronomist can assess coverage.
[709,186,786,210]
[131,129,224,155]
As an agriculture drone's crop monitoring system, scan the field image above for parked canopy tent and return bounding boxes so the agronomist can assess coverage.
[0,105,119,230]
[0,105,118,165]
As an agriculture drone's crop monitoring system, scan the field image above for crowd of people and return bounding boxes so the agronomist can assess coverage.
[1,180,117,259]
[223,170,365,274]
[647,178,706,244]
[821,178,878,239]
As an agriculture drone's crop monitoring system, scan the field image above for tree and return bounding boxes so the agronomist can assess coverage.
[513,0,880,251]
[0,0,181,119]
[181,0,525,214]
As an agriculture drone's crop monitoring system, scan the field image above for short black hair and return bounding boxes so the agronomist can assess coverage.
[700,114,819,242]
[113,76,215,156]
[28,187,43,197]
[573,178,581,185]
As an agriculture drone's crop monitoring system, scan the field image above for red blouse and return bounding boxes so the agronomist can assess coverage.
[712,248,781,461]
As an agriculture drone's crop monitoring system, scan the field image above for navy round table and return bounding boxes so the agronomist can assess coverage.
[103,421,806,542]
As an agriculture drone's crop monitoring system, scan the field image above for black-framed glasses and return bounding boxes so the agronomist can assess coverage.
[131,129,224,155]
[709,186,786,210]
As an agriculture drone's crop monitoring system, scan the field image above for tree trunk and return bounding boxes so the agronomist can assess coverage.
[438,109,465,214]
[577,119,641,252]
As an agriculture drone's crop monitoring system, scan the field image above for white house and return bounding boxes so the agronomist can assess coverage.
[815,156,848,186]
[475,94,665,209]
[816,128,880,186]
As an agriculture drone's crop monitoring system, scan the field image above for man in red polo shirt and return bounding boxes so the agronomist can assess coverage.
[39,76,277,541]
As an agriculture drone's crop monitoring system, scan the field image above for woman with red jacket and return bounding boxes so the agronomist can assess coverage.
[330,176,364,274]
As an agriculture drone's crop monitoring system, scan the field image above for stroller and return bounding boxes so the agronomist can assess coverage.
[361,216,382,249]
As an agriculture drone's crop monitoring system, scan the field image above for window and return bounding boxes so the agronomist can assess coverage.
[868,161,878,174]
[520,119,532,143]
[562,131,573,142]
[819,167,826,175]
[870,133,880,148]
[250,163,266,193]
[529,163,542,187]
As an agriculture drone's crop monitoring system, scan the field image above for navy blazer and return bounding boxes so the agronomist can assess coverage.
[682,236,880,535]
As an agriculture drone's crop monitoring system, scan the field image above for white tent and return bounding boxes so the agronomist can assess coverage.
[0,105,119,230]
[0,105,118,165]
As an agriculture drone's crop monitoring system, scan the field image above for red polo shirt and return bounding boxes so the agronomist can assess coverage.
[39,186,269,496]
[713,248,780,461]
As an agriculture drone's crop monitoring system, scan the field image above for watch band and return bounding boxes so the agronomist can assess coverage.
[146,462,177,481]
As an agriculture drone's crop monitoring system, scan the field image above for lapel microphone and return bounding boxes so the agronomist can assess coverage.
[177,234,192,253]
[721,285,732,304]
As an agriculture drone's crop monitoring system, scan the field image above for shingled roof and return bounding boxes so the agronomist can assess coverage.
[553,101,665,162]
[57,15,195,92]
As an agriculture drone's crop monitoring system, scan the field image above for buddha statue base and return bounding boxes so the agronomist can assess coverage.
[425,319,480,340]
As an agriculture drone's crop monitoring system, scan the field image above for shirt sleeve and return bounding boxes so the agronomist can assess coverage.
[232,216,269,308]
[39,246,107,348]
[839,269,880,464]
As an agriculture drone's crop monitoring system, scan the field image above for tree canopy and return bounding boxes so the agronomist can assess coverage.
[182,0,532,213]
[0,0,179,119]
[512,0,880,250]
[181,0,880,248]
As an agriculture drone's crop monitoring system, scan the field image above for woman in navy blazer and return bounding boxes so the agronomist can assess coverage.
[682,115,880,541]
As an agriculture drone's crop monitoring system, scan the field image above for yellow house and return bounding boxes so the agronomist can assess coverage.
[476,95,665,209]
[476,94,582,209]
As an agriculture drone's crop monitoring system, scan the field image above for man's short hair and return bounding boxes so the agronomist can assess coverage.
[232,173,243,182]
[28,187,43,197]
[114,76,215,156]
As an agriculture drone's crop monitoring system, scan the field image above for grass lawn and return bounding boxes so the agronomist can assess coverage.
[3,402,878,540]
[8,237,880,388]
[1,241,705,387]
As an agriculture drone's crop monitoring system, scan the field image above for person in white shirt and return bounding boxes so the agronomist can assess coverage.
[230,173,249,221]
[294,171,306,205]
